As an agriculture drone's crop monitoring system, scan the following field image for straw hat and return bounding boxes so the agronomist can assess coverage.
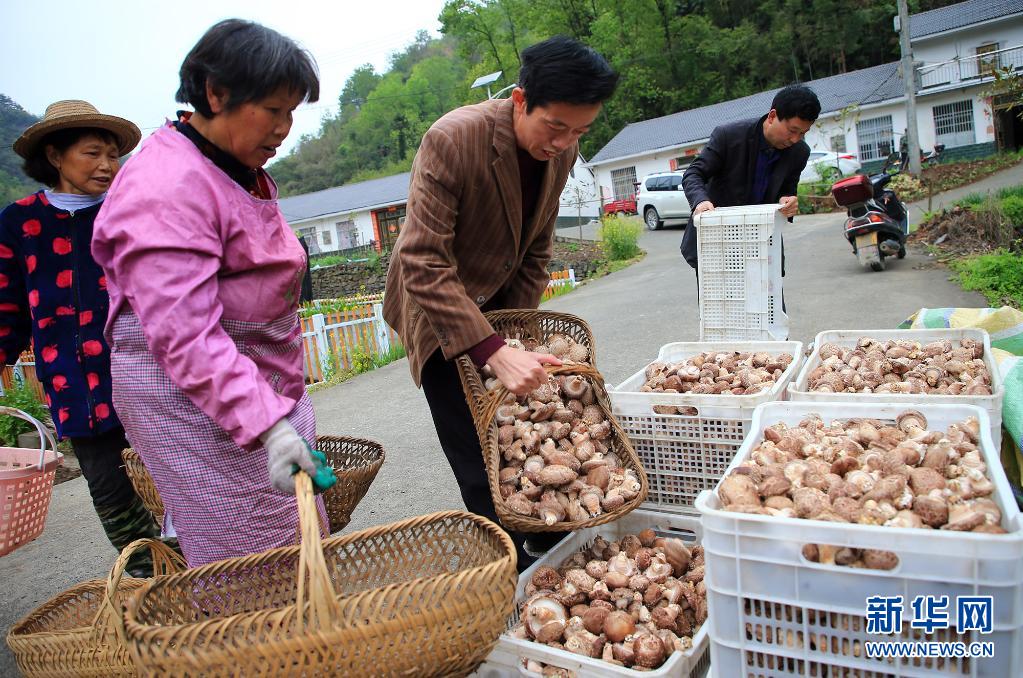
[13,100,141,159]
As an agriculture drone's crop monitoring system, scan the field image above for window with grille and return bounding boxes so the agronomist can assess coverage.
[830,134,847,153]
[321,229,332,246]
[856,115,894,161]
[610,167,637,200]
[933,100,975,148]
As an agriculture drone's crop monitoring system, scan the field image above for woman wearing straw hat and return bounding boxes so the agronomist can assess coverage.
[93,19,334,567]
[0,100,160,574]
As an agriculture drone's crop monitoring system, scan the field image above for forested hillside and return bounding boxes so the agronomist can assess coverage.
[2,2,951,199]
[0,95,41,204]
[272,0,961,196]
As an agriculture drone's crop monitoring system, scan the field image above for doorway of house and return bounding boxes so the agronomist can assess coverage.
[995,106,1023,151]
[375,205,406,250]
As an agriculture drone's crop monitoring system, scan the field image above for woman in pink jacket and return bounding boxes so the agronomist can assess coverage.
[93,19,330,566]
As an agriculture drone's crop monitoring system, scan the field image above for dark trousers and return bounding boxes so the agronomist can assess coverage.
[70,426,137,508]
[70,425,160,574]
[420,349,564,572]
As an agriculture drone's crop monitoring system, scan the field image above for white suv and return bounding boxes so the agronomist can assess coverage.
[636,171,691,231]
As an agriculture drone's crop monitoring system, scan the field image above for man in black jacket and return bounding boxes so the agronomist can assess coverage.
[680,85,821,270]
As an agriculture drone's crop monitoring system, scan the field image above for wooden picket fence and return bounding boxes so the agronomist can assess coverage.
[0,350,46,402]
[300,302,401,384]
[542,269,577,301]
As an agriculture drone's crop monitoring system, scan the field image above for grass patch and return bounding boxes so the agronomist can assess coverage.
[954,184,1023,210]
[372,342,406,369]
[307,341,407,393]
[950,248,1023,309]
[593,251,647,277]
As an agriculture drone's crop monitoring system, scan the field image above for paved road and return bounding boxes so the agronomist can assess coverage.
[0,165,1015,675]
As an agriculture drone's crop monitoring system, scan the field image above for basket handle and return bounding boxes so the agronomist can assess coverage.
[294,471,341,634]
[102,537,187,645]
[0,405,58,470]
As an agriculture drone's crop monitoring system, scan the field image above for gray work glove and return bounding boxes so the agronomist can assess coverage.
[261,419,317,494]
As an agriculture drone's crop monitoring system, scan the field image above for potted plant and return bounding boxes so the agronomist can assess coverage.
[0,381,54,449]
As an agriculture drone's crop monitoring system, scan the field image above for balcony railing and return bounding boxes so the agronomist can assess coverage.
[919,45,1023,90]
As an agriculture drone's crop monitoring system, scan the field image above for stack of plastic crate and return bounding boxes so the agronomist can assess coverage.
[695,204,787,341]
[789,328,1005,448]
[609,341,803,514]
[697,402,1023,677]
[482,511,712,677]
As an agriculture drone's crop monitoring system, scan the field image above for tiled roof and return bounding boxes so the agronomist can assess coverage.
[909,0,1023,40]
[589,62,903,165]
[277,172,411,223]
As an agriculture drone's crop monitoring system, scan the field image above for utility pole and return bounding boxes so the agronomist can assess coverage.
[897,0,922,177]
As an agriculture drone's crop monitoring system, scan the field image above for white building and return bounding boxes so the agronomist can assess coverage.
[278,172,410,255]
[587,0,1023,205]
[279,155,599,255]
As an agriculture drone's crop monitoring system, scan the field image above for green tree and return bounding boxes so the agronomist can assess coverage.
[0,95,41,204]
[270,0,968,196]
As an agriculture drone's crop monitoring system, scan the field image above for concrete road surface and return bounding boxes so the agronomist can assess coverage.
[1,164,1017,675]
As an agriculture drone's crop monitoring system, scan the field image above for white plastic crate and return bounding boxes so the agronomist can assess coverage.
[695,204,788,341]
[696,402,1023,678]
[609,341,803,515]
[488,510,711,678]
[789,329,1005,448]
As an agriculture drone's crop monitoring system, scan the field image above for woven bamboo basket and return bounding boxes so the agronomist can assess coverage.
[315,435,385,533]
[476,362,649,533]
[122,473,518,677]
[456,309,596,436]
[120,448,164,525]
[6,538,185,677]
[120,435,385,534]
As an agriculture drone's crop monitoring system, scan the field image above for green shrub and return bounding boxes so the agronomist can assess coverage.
[350,343,375,374]
[0,381,51,447]
[999,195,1023,226]
[321,351,341,382]
[953,192,984,209]
[797,181,832,214]
[598,215,641,260]
[311,255,343,268]
[951,249,1023,309]
[365,249,383,274]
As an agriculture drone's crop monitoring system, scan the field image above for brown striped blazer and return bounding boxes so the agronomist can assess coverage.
[384,97,577,386]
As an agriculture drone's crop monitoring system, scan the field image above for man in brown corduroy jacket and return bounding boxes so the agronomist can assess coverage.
[384,36,618,569]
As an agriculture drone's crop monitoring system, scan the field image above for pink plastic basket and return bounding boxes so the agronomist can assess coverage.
[0,406,61,557]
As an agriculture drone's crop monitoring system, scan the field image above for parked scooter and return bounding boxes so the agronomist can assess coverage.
[898,143,945,172]
[830,153,908,272]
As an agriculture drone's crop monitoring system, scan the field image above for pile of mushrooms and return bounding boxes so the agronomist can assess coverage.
[807,337,992,395]
[509,529,705,672]
[640,351,793,415]
[718,410,1006,571]
[492,373,642,524]
[483,333,590,367]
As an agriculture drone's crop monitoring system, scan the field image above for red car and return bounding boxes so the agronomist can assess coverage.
[602,196,637,216]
